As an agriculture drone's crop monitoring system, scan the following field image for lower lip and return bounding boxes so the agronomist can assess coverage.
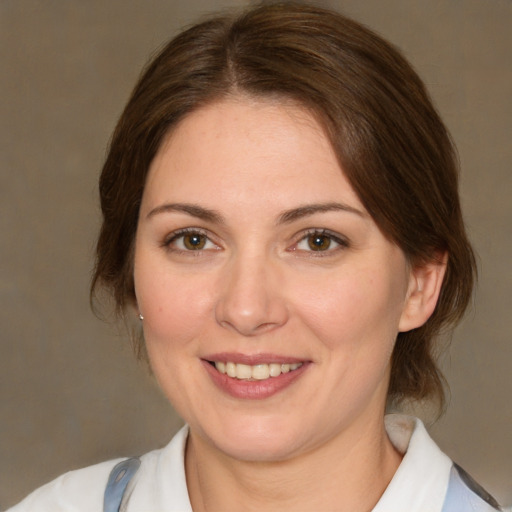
[202,360,309,400]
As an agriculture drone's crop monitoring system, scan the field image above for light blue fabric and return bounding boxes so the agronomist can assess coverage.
[441,464,501,512]
[103,457,503,512]
[103,458,140,512]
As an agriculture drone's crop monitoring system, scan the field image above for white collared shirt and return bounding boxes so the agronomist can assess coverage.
[374,415,452,512]
[7,415,462,512]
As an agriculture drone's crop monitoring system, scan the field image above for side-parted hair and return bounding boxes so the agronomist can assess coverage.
[92,2,476,409]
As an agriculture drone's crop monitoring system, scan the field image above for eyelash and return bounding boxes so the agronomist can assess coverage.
[291,229,349,256]
[162,227,349,257]
[162,228,219,254]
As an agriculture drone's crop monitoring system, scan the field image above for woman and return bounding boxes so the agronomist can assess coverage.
[9,2,503,511]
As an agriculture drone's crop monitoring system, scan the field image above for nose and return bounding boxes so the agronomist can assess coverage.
[215,253,289,336]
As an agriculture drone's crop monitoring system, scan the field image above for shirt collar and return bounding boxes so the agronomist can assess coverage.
[136,415,451,512]
[372,414,452,512]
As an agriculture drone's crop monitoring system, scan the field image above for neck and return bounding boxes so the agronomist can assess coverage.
[185,413,402,512]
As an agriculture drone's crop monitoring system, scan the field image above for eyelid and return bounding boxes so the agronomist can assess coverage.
[161,227,348,255]
[162,227,220,251]
[290,228,349,254]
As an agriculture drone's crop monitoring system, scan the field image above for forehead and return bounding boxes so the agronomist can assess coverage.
[142,97,364,214]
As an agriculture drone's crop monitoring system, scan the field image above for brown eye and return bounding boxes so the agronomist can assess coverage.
[165,229,218,253]
[294,230,347,254]
[307,234,332,251]
[183,233,207,250]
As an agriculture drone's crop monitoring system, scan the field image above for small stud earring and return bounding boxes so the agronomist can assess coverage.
[139,313,144,321]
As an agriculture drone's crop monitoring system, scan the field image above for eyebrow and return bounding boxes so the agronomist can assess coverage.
[146,201,365,225]
[146,203,225,224]
[277,202,366,224]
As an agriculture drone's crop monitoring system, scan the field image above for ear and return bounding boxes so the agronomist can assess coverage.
[399,252,448,333]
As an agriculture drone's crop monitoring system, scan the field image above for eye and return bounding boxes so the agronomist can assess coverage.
[164,229,218,252]
[294,230,347,253]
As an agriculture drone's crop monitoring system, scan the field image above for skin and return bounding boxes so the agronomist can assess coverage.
[133,97,446,511]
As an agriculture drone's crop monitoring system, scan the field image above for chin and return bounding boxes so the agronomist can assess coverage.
[215,433,303,462]
[198,414,311,462]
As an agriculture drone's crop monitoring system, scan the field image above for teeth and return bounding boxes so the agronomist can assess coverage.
[252,364,270,380]
[226,362,236,378]
[236,364,252,379]
[269,363,281,377]
[214,361,303,380]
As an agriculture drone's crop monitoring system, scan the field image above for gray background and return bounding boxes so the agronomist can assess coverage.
[1,0,510,508]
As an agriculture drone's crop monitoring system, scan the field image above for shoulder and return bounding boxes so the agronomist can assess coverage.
[6,458,124,512]
[379,415,503,512]
[442,463,502,512]
[126,426,191,511]
[6,427,189,512]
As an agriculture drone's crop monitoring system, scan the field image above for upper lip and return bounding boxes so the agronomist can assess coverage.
[202,352,308,365]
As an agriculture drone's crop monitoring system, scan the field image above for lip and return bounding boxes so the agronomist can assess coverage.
[201,354,310,400]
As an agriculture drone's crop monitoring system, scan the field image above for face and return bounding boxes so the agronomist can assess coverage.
[134,97,418,462]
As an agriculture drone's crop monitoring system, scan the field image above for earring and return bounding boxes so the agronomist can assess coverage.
[139,313,144,321]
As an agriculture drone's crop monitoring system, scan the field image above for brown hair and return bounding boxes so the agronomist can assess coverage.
[91,2,476,408]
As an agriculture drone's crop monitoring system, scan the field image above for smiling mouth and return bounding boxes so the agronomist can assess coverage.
[211,361,303,381]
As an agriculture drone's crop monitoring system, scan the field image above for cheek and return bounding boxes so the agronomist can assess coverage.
[134,261,215,352]
[135,266,216,409]
[293,266,406,352]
